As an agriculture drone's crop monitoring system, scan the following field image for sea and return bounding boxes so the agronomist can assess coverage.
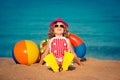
[0,0,120,60]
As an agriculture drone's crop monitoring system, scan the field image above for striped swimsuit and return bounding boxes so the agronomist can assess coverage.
[49,37,69,62]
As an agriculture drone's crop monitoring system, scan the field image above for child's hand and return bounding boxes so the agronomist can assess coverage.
[79,62,84,66]
[39,60,44,65]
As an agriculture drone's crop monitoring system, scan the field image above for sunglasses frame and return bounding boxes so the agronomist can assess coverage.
[54,24,64,28]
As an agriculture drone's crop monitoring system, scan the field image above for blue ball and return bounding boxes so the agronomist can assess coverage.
[73,43,86,58]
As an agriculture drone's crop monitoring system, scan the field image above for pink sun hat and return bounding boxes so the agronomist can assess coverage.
[50,18,68,28]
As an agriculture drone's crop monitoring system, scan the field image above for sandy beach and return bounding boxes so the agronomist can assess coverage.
[0,58,120,80]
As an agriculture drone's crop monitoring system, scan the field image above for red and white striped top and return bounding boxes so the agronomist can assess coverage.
[49,37,69,62]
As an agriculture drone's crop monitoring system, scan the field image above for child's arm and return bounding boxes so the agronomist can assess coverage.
[68,39,83,65]
[39,40,50,65]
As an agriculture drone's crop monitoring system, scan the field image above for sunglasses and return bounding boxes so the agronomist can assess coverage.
[54,24,64,28]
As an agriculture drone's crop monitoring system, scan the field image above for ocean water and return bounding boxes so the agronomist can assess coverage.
[0,0,120,60]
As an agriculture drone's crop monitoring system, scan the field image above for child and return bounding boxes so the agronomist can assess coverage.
[39,18,83,72]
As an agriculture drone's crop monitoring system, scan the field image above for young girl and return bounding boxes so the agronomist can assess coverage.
[39,18,83,72]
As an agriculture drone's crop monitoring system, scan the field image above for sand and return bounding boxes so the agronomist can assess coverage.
[0,58,120,80]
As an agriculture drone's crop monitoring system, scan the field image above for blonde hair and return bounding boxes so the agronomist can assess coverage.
[48,23,69,39]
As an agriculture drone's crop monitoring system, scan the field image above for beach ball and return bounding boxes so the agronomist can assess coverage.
[12,40,39,65]
[69,33,86,58]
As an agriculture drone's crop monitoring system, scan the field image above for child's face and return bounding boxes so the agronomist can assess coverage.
[53,22,65,35]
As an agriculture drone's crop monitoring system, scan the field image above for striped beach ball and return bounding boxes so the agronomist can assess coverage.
[69,33,86,58]
[12,40,39,65]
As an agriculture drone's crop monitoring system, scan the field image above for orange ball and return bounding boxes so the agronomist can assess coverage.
[69,33,83,47]
[13,40,39,65]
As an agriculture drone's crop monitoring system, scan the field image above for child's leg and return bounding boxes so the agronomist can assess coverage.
[62,52,74,71]
[43,53,59,72]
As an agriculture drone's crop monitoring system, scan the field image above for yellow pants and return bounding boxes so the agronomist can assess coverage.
[43,52,74,72]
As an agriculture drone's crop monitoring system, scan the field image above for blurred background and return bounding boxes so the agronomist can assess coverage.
[0,0,120,60]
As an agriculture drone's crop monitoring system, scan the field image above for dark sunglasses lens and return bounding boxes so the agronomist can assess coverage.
[60,25,64,28]
[55,25,58,27]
